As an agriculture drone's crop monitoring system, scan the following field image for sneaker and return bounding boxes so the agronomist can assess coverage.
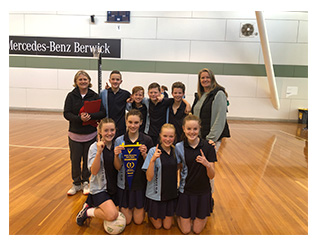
[67,184,82,196]
[82,182,90,195]
[76,203,89,226]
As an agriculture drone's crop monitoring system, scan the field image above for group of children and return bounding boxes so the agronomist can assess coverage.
[68,70,217,234]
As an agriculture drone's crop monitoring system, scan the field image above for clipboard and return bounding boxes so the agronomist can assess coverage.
[79,99,102,126]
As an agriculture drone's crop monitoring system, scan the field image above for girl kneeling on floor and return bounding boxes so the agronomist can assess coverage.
[142,123,179,229]
[114,109,153,225]
[175,114,216,234]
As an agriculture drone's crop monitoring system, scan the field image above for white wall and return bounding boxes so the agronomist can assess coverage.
[9,11,308,121]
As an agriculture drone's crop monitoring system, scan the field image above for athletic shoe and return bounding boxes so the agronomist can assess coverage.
[76,203,89,226]
[82,182,90,195]
[67,184,82,196]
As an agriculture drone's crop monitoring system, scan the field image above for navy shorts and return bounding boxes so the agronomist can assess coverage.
[86,191,118,208]
[175,192,213,220]
[145,197,177,220]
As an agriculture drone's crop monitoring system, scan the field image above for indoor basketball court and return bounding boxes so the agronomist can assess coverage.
[9,110,308,235]
[8,7,312,242]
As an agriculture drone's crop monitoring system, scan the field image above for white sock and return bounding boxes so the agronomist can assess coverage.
[87,207,96,217]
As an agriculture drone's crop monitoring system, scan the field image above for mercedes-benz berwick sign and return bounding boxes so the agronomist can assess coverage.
[9,36,121,58]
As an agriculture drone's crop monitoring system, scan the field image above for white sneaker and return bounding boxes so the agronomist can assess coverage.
[82,182,90,195]
[67,184,82,196]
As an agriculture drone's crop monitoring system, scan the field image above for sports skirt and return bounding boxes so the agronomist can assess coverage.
[145,197,177,220]
[86,191,118,207]
[117,187,145,209]
[175,191,213,220]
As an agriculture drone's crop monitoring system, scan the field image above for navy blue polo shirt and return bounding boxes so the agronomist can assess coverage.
[183,138,217,195]
[107,88,131,137]
[142,145,178,201]
[103,144,118,196]
[148,98,174,137]
[168,101,187,142]
[132,102,147,133]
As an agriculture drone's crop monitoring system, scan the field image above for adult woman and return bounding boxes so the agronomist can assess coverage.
[64,70,106,196]
[192,68,230,151]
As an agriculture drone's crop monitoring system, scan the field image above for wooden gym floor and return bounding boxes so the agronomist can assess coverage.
[9,111,308,235]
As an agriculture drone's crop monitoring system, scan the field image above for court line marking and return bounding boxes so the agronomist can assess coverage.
[278,130,307,141]
[38,198,66,227]
[295,180,308,191]
[231,128,307,141]
[9,144,69,150]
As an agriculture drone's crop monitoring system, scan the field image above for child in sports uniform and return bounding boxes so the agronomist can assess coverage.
[142,124,179,230]
[168,81,187,142]
[146,82,191,146]
[100,70,131,138]
[114,109,153,225]
[175,114,216,234]
[130,86,148,133]
[76,118,119,226]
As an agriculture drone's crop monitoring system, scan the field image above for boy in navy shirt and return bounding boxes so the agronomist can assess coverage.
[146,82,191,146]
[168,81,187,142]
[100,70,131,138]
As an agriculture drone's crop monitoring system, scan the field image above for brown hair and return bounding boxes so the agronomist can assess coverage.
[126,109,143,122]
[132,86,144,95]
[98,118,116,131]
[171,81,185,93]
[197,68,228,98]
[73,70,92,88]
[109,70,122,79]
[181,114,202,142]
[182,114,202,127]
[148,82,161,92]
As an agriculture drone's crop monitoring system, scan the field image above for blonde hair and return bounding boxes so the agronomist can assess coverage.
[159,123,176,145]
[160,123,176,134]
[73,70,92,88]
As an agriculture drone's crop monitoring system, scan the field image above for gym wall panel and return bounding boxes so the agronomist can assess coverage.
[260,43,308,65]
[26,88,69,110]
[157,18,226,41]
[275,77,308,100]
[131,11,193,18]
[227,97,292,120]
[9,68,58,89]
[298,21,308,43]
[263,11,308,21]
[9,88,27,108]
[90,17,157,39]
[9,14,25,35]
[192,11,256,19]
[217,76,258,98]
[190,41,261,64]
[122,39,190,61]
[24,14,90,37]
[265,20,299,43]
